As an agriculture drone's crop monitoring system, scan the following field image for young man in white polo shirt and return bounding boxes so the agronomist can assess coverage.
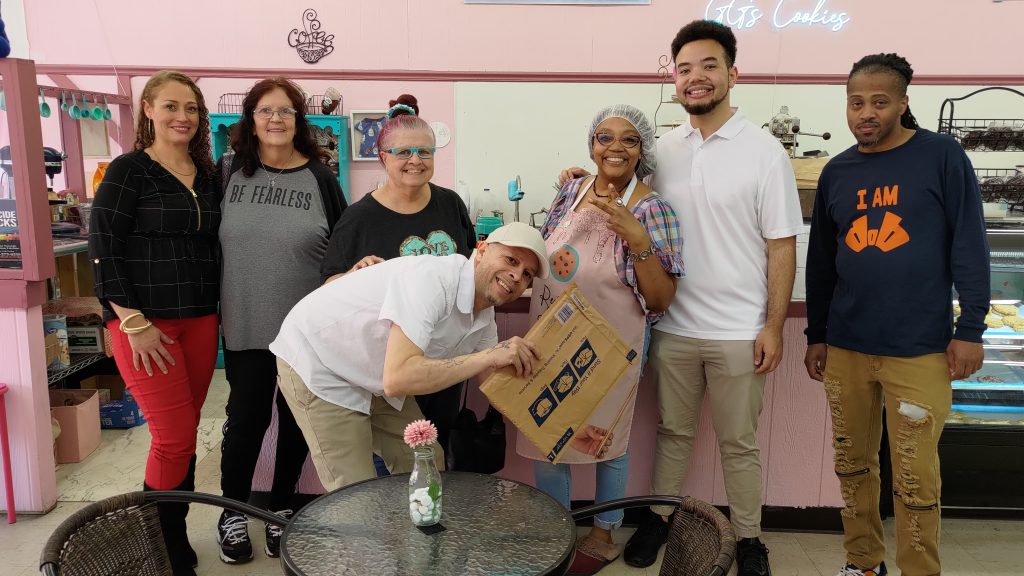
[269,222,548,491]
[624,21,802,576]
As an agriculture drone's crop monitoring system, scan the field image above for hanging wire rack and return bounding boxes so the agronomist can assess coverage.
[653,54,683,137]
[216,92,343,116]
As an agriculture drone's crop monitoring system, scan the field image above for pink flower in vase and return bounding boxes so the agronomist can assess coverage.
[403,419,438,449]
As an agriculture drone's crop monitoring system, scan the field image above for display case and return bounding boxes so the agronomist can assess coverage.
[939,225,1024,511]
[210,106,351,203]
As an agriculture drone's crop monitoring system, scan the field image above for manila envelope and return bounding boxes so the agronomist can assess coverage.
[480,283,637,463]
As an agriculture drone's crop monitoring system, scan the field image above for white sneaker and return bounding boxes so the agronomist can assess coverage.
[836,562,887,576]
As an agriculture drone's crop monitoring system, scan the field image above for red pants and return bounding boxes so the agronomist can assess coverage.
[107,314,219,489]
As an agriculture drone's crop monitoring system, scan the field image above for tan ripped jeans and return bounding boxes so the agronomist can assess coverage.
[823,346,951,576]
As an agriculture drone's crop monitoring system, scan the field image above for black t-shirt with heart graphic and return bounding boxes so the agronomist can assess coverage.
[320,182,477,283]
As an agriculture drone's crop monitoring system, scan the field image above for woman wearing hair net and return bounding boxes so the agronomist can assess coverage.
[519,105,684,575]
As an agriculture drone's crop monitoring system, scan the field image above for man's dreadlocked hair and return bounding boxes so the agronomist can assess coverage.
[848,53,920,130]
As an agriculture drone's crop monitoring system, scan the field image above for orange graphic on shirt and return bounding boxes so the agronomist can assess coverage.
[845,212,910,253]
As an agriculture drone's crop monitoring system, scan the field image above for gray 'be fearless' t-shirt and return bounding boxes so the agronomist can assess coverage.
[219,163,328,350]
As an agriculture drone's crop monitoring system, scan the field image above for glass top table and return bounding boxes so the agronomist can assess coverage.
[281,471,575,576]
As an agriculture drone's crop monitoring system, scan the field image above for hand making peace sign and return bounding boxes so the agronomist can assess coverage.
[587,180,653,252]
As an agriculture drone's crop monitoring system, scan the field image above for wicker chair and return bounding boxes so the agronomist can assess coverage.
[39,490,289,576]
[570,496,735,576]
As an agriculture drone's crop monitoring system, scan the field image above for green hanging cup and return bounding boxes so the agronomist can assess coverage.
[69,93,81,120]
[40,89,51,118]
[91,95,104,120]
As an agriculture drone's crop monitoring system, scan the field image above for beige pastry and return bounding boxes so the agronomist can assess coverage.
[993,304,1019,316]
[1003,316,1024,332]
[985,313,1003,329]
[953,304,962,317]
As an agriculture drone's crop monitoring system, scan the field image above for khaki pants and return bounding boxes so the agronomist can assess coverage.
[824,346,950,576]
[276,358,446,491]
[648,331,766,538]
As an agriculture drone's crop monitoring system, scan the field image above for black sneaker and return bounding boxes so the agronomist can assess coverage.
[623,510,672,568]
[264,509,293,558]
[216,510,253,564]
[737,537,772,576]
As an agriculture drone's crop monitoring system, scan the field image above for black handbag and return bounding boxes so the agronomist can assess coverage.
[448,384,506,474]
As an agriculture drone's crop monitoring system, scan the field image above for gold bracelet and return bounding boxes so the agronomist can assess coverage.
[119,312,150,334]
[120,312,145,326]
[121,320,153,335]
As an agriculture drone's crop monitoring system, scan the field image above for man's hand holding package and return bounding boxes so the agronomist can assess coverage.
[384,325,541,397]
[485,336,541,378]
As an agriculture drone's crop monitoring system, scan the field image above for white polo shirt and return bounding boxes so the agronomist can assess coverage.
[653,109,802,340]
[269,254,499,414]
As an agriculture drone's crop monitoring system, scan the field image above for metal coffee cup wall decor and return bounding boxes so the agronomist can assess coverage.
[287,9,335,64]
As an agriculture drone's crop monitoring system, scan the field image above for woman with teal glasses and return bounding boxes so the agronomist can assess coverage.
[320,93,477,465]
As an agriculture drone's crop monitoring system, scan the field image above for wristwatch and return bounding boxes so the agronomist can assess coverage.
[628,247,654,261]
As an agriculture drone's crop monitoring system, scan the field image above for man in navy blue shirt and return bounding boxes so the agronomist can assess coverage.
[804,53,989,576]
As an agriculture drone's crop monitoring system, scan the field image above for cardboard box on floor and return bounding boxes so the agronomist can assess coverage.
[480,284,636,463]
[81,375,147,429]
[49,389,102,463]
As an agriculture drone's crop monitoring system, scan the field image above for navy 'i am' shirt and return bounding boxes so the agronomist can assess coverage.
[805,129,990,356]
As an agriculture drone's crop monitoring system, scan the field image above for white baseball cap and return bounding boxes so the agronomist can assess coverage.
[484,221,549,279]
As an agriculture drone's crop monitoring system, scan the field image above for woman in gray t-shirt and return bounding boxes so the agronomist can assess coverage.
[215,77,345,565]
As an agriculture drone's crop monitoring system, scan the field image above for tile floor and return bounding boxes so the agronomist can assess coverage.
[4,371,1023,575]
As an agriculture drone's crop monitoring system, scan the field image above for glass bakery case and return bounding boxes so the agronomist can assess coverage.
[949,228,1024,428]
[941,226,1024,511]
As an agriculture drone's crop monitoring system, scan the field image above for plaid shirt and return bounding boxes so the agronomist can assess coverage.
[540,177,685,321]
[89,150,220,321]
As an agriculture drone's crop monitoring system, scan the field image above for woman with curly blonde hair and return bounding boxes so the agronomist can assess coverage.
[89,70,220,576]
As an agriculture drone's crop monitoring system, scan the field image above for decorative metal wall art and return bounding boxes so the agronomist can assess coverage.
[288,9,335,64]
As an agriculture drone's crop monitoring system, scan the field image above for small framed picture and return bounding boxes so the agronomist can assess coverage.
[350,110,388,162]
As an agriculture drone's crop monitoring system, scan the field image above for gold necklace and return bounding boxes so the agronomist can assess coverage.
[258,148,295,188]
[150,148,196,177]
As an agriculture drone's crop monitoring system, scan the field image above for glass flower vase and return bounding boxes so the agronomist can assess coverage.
[408,446,442,526]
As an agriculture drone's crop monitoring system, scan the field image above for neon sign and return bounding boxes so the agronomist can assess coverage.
[704,0,851,32]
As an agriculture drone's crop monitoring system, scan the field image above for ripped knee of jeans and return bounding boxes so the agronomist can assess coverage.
[893,399,934,509]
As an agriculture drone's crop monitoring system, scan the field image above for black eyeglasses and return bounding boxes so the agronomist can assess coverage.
[594,132,642,149]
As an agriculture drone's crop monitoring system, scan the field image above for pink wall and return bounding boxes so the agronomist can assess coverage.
[23,1,1024,77]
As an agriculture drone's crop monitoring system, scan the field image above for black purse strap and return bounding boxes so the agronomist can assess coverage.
[461,378,471,410]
